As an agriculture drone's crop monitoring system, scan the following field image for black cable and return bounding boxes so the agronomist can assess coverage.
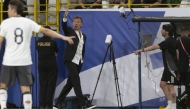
[120,16,167,106]
[121,18,139,37]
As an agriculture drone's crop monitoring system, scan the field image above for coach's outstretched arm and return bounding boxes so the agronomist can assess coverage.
[40,27,75,44]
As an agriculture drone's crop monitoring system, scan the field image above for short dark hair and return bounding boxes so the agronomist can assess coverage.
[72,16,83,23]
[9,0,24,15]
[162,24,174,36]
[181,27,189,32]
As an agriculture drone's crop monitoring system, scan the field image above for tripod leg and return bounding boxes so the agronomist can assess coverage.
[110,44,123,108]
[113,65,123,108]
[90,44,111,105]
[112,65,120,107]
[109,44,119,107]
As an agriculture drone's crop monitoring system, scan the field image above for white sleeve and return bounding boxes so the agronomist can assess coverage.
[0,22,6,37]
[63,18,67,22]
[30,19,42,33]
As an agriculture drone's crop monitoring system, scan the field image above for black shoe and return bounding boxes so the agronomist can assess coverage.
[53,104,62,109]
[82,105,96,109]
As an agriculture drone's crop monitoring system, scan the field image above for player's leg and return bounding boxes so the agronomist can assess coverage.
[16,66,33,109]
[167,71,176,109]
[21,86,32,109]
[0,65,16,109]
[160,70,172,109]
[163,70,176,109]
[0,83,8,109]
[168,84,176,109]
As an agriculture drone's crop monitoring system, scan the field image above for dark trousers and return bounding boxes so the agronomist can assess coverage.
[56,61,87,107]
[179,71,190,108]
[38,60,58,107]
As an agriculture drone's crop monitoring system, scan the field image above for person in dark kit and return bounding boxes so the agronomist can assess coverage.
[53,9,96,109]
[176,27,190,109]
[134,24,178,109]
[36,26,59,109]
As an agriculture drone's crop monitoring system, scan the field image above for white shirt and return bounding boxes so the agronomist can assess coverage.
[0,17,41,66]
[72,30,84,65]
[63,18,84,65]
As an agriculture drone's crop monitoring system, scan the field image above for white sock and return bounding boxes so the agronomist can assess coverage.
[23,93,32,109]
[172,103,176,109]
[168,100,172,106]
[0,89,7,109]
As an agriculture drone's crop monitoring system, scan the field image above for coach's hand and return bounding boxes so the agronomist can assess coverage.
[64,9,68,18]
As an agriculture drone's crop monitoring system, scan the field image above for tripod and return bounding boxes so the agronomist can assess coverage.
[90,41,123,108]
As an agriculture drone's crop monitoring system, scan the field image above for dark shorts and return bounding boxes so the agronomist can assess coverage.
[161,69,178,84]
[0,65,33,86]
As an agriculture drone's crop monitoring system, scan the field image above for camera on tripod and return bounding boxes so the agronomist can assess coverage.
[105,35,112,44]
[91,34,123,109]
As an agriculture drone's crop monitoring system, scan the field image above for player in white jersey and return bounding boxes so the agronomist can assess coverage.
[0,0,75,109]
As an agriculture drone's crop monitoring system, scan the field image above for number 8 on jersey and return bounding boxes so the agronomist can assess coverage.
[14,28,23,44]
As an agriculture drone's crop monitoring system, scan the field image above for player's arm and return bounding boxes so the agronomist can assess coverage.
[143,45,160,51]
[40,27,75,44]
[30,19,75,44]
[0,37,4,50]
[134,45,160,55]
